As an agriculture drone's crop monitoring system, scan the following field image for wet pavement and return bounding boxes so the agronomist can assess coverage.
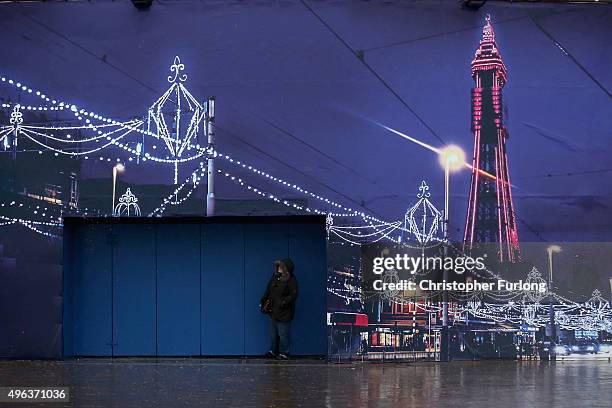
[1,358,611,407]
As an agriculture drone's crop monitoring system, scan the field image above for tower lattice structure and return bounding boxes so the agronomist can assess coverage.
[464,15,520,263]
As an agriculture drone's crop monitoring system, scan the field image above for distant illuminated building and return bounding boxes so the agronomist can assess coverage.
[464,15,520,263]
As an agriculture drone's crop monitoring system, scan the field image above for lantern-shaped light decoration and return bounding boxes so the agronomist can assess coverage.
[405,180,442,245]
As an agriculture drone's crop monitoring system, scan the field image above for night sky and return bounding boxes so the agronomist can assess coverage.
[1,0,611,243]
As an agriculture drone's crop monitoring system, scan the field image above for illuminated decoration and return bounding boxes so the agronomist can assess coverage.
[0,200,64,223]
[148,56,208,184]
[0,212,62,239]
[521,267,547,304]
[0,214,61,227]
[325,213,333,239]
[326,287,362,305]
[405,180,442,245]
[1,102,67,111]
[326,266,364,306]
[0,85,211,210]
[464,15,520,262]
[167,56,187,83]
[217,166,357,218]
[3,105,23,151]
[113,188,141,216]
[9,104,23,125]
[381,268,401,300]
[0,72,149,158]
[217,151,452,248]
[216,152,446,248]
[1,127,10,150]
[443,265,612,332]
[0,196,99,239]
[216,152,382,223]
[217,164,429,247]
[0,57,212,181]
[329,221,405,246]
[327,274,363,305]
[327,179,446,247]
[1,60,609,333]
[149,161,207,216]
[457,295,611,333]
[351,258,611,333]
[0,219,17,227]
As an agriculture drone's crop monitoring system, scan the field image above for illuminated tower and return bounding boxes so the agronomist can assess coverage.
[464,15,520,262]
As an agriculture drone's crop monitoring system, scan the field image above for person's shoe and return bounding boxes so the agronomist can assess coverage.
[266,350,277,359]
[277,353,289,360]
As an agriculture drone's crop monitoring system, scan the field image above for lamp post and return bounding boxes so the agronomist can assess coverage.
[206,96,216,216]
[438,145,466,361]
[112,163,125,214]
[547,244,561,354]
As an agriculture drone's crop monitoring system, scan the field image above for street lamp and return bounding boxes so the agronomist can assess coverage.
[546,245,561,289]
[112,163,125,214]
[546,244,561,351]
[439,145,466,237]
[547,245,562,285]
[438,144,466,362]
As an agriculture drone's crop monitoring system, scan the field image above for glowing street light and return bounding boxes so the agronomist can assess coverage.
[439,145,466,172]
[439,145,466,238]
[547,245,562,286]
[112,163,125,214]
[438,144,466,362]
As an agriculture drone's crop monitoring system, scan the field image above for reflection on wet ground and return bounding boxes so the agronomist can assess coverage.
[1,358,611,407]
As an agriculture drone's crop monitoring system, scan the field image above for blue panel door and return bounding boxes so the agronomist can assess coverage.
[112,224,157,356]
[71,224,113,356]
[201,223,245,355]
[288,222,327,355]
[156,224,200,356]
[243,223,289,355]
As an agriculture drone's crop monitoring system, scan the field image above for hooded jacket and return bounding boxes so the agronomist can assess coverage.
[261,258,299,322]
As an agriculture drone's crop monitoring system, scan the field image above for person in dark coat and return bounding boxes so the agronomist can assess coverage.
[260,258,298,360]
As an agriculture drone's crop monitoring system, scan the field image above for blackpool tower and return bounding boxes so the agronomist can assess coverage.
[464,15,520,263]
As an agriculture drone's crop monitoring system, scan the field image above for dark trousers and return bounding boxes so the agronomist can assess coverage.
[270,319,291,355]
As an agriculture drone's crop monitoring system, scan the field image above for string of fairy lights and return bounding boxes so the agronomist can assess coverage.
[2,60,426,246]
[1,59,610,334]
[148,161,208,216]
[330,265,611,332]
[0,213,61,238]
[216,166,356,217]
[0,58,214,234]
[1,60,210,171]
[216,152,454,249]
